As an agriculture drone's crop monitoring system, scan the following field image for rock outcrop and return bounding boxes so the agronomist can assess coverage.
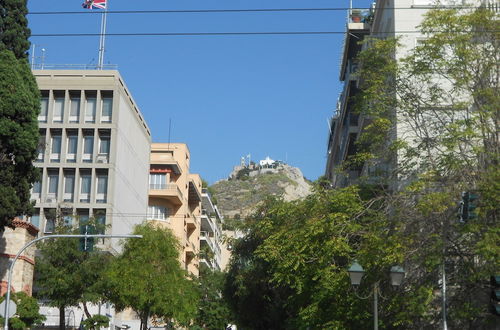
[210,164,312,218]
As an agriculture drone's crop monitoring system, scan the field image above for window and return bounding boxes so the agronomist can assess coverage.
[149,173,166,190]
[80,171,91,203]
[47,171,59,202]
[85,92,97,123]
[97,131,110,163]
[62,209,73,226]
[77,209,90,224]
[96,173,108,203]
[53,93,64,123]
[82,133,94,162]
[30,209,40,228]
[36,132,46,162]
[50,131,62,162]
[31,180,42,202]
[66,132,78,162]
[69,92,80,123]
[44,218,55,233]
[44,209,56,234]
[64,171,75,202]
[147,205,168,220]
[94,210,106,234]
[101,93,113,123]
[39,93,48,122]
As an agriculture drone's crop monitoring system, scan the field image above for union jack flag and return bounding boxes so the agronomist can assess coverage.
[82,0,106,9]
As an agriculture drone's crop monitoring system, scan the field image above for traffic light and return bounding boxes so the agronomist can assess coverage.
[459,191,479,223]
[79,224,95,252]
[490,276,500,316]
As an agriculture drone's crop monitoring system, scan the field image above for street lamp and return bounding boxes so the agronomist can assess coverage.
[348,261,405,330]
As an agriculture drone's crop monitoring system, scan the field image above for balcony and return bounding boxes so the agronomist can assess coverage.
[188,180,202,205]
[185,215,197,230]
[150,153,182,174]
[200,231,216,254]
[149,183,183,205]
[199,258,215,270]
[200,211,215,233]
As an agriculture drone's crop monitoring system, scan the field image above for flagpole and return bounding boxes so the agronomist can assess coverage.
[97,1,108,70]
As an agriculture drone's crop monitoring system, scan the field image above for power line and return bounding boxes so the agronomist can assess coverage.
[30,30,500,38]
[27,6,485,15]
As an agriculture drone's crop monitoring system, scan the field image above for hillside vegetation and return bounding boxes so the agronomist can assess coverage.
[210,165,312,218]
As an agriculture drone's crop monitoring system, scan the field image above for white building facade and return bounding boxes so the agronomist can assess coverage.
[31,70,151,329]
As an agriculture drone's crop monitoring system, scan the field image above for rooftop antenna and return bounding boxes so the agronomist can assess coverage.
[30,44,36,70]
[41,48,46,69]
[349,0,353,22]
[97,1,109,69]
[167,118,172,149]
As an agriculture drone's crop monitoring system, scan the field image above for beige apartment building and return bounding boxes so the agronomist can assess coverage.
[148,143,202,276]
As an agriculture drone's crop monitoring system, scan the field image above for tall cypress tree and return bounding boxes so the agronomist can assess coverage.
[0,0,40,230]
[0,0,31,59]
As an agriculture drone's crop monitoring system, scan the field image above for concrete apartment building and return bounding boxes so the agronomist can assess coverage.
[325,0,497,187]
[200,189,224,271]
[148,143,202,276]
[28,70,151,327]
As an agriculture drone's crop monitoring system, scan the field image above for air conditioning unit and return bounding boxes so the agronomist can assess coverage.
[45,197,56,203]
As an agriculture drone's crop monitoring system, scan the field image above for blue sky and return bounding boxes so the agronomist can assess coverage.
[27,0,374,184]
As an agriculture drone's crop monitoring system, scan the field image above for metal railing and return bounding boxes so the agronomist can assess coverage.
[31,63,118,70]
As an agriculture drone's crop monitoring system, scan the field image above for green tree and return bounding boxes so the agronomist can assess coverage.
[0,292,45,329]
[0,0,31,59]
[192,270,232,330]
[35,215,111,330]
[105,223,198,330]
[351,5,499,328]
[224,185,412,329]
[0,49,40,230]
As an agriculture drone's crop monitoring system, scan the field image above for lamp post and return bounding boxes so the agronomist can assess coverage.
[348,261,405,330]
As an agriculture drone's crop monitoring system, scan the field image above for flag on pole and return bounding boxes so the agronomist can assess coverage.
[82,0,107,9]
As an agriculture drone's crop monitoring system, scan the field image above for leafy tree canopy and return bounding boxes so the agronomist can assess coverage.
[192,269,232,330]
[35,216,111,330]
[105,223,198,330]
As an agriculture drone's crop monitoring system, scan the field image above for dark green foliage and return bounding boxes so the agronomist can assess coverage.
[235,167,251,180]
[105,223,198,330]
[192,270,232,329]
[0,292,45,329]
[0,49,39,230]
[223,226,292,330]
[0,0,31,59]
[81,314,109,330]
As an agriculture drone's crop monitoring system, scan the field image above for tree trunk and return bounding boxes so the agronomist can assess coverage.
[59,306,66,330]
[141,312,149,330]
[83,301,92,319]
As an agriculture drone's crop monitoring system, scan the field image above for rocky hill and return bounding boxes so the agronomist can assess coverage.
[210,164,313,218]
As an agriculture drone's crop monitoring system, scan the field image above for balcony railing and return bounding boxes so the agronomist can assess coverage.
[200,231,216,253]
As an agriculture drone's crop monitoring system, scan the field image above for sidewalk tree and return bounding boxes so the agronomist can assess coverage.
[105,223,198,330]
[192,270,231,330]
[35,215,110,330]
